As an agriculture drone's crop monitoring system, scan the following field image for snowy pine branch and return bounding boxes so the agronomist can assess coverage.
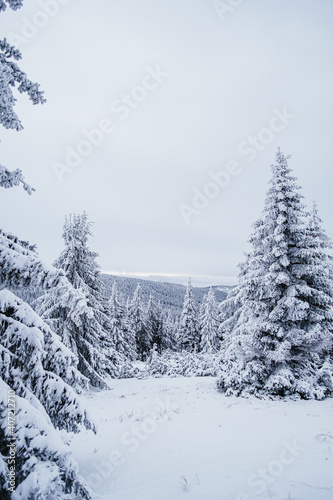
[0,164,35,194]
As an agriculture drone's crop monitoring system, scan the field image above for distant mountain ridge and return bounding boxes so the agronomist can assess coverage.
[101,274,233,317]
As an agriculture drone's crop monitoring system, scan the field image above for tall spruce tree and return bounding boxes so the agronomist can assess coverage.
[217,149,333,399]
[109,281,136,360]
[308,200,333,286]
[306,200,333,366]
[199,288,219,353]
[128,285,151,361]
[160,310,177,352]
[179,278,199,352]
[35,213,120,388]
[146,295,170,354]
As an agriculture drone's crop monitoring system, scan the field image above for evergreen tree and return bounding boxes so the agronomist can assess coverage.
[199,288,219,353]
[128,285,151,360]
[217,251,253,348]
[0,378,92,500]
[179,278,199,352]
[0,291,93,432]
[308,200,333,287]
[306,200,333,362]
[217,149,333,399]
[109,281,125,354]
[161,310,177,351]
[169,313,180,351]
[35,213,119,388]
[146,295,166,354]
[0,235,95,499]
[109,281,136,360]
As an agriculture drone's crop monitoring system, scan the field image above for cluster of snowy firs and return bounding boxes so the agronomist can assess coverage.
[10,213,226,381]
[101,274,229,318]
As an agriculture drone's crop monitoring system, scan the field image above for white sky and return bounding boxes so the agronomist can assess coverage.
[1,0,333,286]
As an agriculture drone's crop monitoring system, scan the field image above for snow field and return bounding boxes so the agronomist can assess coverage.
[71,377,333,500]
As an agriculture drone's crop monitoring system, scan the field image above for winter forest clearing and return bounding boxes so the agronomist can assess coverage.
[1,1,333,499]
[72,376,333,500]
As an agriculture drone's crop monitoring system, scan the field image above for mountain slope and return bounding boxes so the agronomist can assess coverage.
[101,274,232,317]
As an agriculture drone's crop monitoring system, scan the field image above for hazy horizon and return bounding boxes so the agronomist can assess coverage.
[102,271,237,288]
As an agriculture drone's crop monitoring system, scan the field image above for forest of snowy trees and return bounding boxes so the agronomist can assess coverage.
[1,1,333,499]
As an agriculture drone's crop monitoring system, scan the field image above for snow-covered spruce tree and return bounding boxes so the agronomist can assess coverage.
[0,291,93,432]
[306,200,333,367]
[128,285,151,361]
[109,281,136,360]
[0,380,89,500]
[0,235,96,498]
[217,149,333,399]
[199,288,220,353]
[179,278,199,352]
[217,259,250,351]
[35,213,121,388]
[161,310,177,351]
[171,314,181,351]
[308,200,333,288]
[0,236,90,392]
[146,295,166,354]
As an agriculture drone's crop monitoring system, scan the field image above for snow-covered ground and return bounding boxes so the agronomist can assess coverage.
[71,377,333,500]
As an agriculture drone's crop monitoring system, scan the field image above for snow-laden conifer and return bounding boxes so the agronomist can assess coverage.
[0,242,95,499]
[179,278,199,352]
[36,213,120,388]
[199,288,219,353]
[109,281,136,360]
[161,310,177,351]
[0,379,92,500]
[0,291,94,432]
[146,295,167,354]
[218,150,333,399]
[128,285,151,360]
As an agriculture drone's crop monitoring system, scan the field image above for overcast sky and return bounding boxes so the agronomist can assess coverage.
[1,0,333,286]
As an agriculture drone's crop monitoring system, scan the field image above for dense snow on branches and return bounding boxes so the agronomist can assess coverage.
[0,32,45,193]
[35,213,122,389]
[0,250,96,497]
[217,149,333,399]
[179,278,199,352]
[0,1,24,13]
